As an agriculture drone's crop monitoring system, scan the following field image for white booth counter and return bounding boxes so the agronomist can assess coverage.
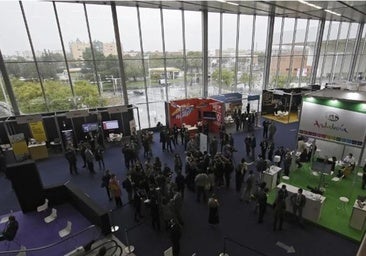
[263,165,282,190]
[277,182,326,222]
[350,200,366,231]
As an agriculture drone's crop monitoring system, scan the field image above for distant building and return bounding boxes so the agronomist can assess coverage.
[69,39,118,60]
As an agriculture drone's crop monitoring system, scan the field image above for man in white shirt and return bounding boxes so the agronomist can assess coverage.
[343,153,355,166]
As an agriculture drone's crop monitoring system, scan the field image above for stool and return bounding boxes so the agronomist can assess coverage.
[337,196,349,213]
[358,172,363,177]
[312,171,319,177]
[282,176,290,180]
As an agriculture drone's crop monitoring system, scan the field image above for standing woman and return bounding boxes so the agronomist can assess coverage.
[174,154,182,174]
[95,144,105,171]
[109,174,123,208]
[208,194,220,226]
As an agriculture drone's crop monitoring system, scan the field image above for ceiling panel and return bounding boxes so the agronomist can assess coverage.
[56,1,366,23]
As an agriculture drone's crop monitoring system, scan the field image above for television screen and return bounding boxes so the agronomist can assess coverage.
[102,120,119,130]
[82,123,99,133]
[202,111,217,120]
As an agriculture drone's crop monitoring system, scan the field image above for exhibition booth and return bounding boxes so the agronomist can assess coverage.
[166,97,225,134]
[267,88,366,242]
[0,105,136,164]
[261,87,312,124]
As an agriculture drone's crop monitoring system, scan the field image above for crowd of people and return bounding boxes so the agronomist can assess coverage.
[60,117,312,256]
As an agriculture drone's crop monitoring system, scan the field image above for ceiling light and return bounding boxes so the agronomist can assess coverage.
[298,0,322,10]
[227,1,239,6]
[216,0,226,3]
[325,9,342,16]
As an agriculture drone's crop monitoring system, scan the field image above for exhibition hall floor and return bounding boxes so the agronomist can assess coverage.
[262,112,299,124]
[268,164,366,241]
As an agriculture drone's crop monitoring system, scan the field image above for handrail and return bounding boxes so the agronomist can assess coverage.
[0,224,101,255]
[84,239,123,256]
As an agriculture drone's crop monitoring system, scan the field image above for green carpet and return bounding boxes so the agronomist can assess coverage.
[267,164,366,242]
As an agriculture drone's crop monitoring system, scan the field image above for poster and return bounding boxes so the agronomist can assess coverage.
[299,101,366,147]
[29,121,47,142]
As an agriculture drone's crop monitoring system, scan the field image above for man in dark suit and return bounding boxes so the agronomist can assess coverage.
[291,188,306,224]
[0,215,18,241]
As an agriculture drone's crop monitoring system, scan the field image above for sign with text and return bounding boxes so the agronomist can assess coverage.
[16,114,42,124]
[29,121,47,142]
[65,109,89,119]
[108,105,128,114]
[299,101,366,147]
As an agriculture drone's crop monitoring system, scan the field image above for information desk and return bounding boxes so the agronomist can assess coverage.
[263,165,282,190]
[277,182,326,222]
[28,142,48,160]
[350,200,366,231]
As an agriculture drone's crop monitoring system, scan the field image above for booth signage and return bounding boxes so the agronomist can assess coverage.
[65,110,89,118]
[29,121,47,142]
[108,105,128,114]
[16,114,42,124]
[248,95,260,101]
[299,101,366,147]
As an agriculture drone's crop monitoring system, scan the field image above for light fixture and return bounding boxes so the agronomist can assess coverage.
[325,9,341,16]
[297,0,322,10]
[227,1,239,6]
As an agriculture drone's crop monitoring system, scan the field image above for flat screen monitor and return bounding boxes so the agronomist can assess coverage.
[202,111,217,120]
[102,120,119,130]
[82,123,99,133]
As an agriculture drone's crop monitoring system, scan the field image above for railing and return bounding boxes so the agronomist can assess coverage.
[0,225,102,256]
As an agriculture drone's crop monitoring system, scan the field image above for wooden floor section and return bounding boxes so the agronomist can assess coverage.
[262,112,299,124]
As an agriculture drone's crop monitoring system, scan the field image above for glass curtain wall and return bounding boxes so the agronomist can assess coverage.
[317,21,359,85]
[208,12,221,96]
[355,28,366,80]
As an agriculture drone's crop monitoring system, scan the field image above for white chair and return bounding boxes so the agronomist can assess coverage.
[274,155,281,165]
[0,215,9,224]
[16,245,27,256]
[44,208,57,223]
[58,221,72,238]
[37,199,49,212]
[337,196,349,213]
[282,176,290,180]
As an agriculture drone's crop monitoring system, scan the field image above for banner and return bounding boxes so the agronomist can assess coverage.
[299,101,366,147]
[29,121,47,142]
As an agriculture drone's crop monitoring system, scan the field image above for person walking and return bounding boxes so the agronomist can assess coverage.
[95,144,105,171]
[208,194,220,226]
[257,187,269,223]
[84,146,95,174]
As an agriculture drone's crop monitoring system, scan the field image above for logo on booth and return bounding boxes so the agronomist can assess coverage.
[171,106,194,119]
[325,112,339,122]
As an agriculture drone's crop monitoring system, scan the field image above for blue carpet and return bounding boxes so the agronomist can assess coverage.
[0,119,360,255]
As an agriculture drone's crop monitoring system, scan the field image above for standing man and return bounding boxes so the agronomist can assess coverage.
[290,188,306,225]
[85,146,95,174]
[273,184,288,231]
[250,134,256,160]
[169,218,182,256]
[0,215,18,241]
[244,134,251,157]
[262,120,269,139]
[268,121,277,141]
[65,146,78,175]
[257,187,269,223]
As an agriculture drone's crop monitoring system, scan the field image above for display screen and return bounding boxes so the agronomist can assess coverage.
[202,111,217,120]
[102,120,119,130]
[82,123,99,133]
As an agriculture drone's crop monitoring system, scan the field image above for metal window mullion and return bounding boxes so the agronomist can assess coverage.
[310,18,325,84]
[298,18,310,87]
[181,9,187,99]
[287,18,298,87]
[0,50,20,115]
[234,13,240,92]
[202,10,208,98]
[329,22,342,82]
[349,23,364,80]
[275,17,285,88]
[355,24,366,76]
[263,15,275,89]
[249,14,256,91]
[319,21,332,85]
[19,1,49,112]
[136,5,151,127]
[83,3,101,96]
[111,2,128,105]
[160,8,168,101]
[219,12,223,93]
[339,22,352,79]
[53,2,75,101]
